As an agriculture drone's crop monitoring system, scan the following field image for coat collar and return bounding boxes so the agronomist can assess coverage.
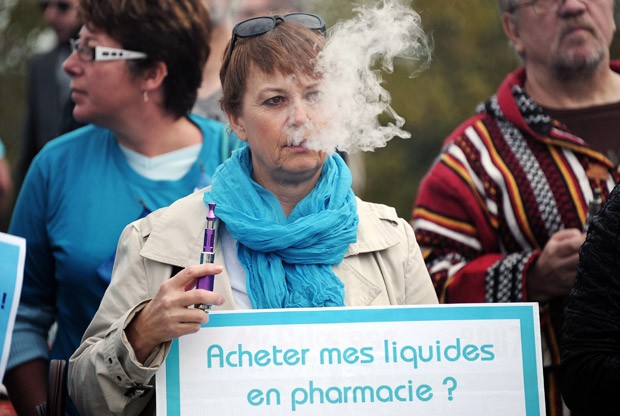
[483,64,619,170]
[140,189,403,266]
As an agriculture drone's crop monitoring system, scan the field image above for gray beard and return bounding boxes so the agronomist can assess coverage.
[552,48,605,81]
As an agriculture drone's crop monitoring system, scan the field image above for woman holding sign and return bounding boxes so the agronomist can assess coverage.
[69,12,438,415]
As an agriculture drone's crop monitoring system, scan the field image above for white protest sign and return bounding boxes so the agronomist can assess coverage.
[0,232,26,381]
[157,303,544,416]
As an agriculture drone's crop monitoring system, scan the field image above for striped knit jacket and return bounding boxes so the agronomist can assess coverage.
[412,65,619,416]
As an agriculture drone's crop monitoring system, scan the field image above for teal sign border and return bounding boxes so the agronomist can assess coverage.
[165,305,540,415]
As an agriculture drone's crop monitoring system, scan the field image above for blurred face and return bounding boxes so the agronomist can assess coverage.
[204,0,232,25]
[506,0,615,78]
[228,67,327,189]
[40,0,81,43]
[62,25,144,127]
[234,0,291,22]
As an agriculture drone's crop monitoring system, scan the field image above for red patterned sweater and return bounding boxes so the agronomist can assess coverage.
[412,65,620,416]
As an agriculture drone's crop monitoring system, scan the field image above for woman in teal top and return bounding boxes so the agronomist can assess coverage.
[4,0,241,414]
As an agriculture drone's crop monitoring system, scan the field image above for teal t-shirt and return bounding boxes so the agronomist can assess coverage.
[7,115,242,370]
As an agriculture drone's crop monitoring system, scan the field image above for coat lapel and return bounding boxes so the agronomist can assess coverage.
[139,192,404,308]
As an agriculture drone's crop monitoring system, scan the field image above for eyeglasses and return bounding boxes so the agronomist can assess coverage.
[70,39,148,62]
[226,13,326,63]
[39,1,74,14]
[509,0,600,15]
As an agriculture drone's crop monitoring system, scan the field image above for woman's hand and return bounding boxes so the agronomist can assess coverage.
[125,263,225,363]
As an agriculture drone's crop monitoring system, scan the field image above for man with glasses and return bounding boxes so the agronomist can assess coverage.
[16,0,82,188]
[411,1,619,414]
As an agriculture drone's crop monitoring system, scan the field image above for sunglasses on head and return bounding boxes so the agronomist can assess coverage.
[226,13,326,63]
[39,1,73,14]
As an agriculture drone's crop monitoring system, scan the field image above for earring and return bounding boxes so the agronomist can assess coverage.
[143,91,149,103]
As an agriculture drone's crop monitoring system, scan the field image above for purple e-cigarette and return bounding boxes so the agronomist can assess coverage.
[196,202,217,311]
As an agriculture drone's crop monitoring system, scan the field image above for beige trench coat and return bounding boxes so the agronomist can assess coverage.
[69,190,437,415]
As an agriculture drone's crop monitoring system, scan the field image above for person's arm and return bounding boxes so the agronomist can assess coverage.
[3,301,55,415]
[412,147,527,303]
[69,221,224,416]
[0,139,12,208]
[411,135,582,305]
[560,185,620,414]
[3,360,47,416]
[4,159,57,416]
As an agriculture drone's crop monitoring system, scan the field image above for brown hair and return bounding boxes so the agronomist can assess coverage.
[79,0,211,118]
[219,21,326,117]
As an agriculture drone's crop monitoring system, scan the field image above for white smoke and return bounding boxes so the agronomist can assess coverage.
[303,0,431,154]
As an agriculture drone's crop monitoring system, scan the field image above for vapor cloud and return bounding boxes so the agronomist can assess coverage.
[303,0,432,154]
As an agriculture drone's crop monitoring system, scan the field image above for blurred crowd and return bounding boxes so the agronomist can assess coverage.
[2,0,620,415]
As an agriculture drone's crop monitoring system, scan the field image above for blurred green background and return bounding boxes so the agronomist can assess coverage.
[1,0,618,231]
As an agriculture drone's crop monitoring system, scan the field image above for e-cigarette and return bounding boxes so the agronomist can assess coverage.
[196,202,217,311]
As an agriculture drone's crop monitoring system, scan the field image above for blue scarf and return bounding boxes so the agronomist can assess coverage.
[204,147,359,309]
